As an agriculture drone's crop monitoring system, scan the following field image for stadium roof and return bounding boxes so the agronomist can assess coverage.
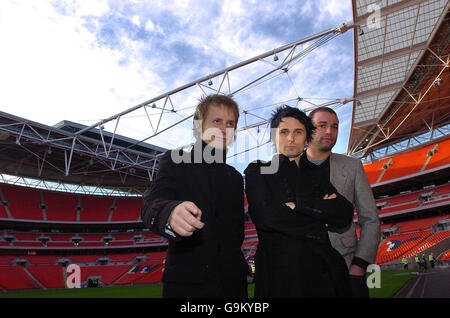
[349,0,450,158]
[0,111,166,193]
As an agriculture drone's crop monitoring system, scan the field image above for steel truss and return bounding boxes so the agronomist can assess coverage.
[75,21,357,155]
[360,122,450,164]
[349,52,449,157]
[0,20,358,189]
[349,2,450,157]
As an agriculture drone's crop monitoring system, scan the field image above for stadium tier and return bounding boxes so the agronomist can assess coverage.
[0,184,42,220]
[425,139,450,171]
[0,184,142,222]
[0,132,448,291]
[0,182,257,291]
[402,231,450,259]
[363,137,450,266]
[363,139,450,184]
[376,230,434,264]
[0,181,171,291]
[394,215,448,233]
[376,228,450,265]
[0,265,36,290]
[0,252,166,291]
[0,230,167,250]
[42,191,78,222]
[364,158,395,185]
[369,183,450,218]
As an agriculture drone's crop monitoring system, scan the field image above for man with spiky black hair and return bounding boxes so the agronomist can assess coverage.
[244,105,353,297]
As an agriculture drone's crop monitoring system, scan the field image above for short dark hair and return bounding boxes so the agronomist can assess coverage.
[308,106,338,122]
[270,105,315,142]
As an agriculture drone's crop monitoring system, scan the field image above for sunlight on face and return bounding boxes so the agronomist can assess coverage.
[310,111,339,153]
[201,104,237,149]
[275,117,307,158]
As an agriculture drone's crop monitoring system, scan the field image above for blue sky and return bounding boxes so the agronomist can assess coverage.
[0,0,355,173]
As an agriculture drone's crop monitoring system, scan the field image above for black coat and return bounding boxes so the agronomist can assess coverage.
[244,154,353,297]
[141,141,248,298]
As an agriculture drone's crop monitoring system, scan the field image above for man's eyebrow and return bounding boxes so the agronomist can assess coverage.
[316,121,339,125]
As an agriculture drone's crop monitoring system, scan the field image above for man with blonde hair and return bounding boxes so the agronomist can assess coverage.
[141,94,248,298]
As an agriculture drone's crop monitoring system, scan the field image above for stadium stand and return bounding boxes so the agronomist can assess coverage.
[379,144,436,182]
[78,196,114,222]
[0,250,166,290]
[0,144,447,290]
[402,231,450,259]
[365,137,450,266]
[42,191,78,222]
[363,158,392,185]
[0,184,43,220]
[375,183,450,217]
[395,215,448,233]
[0,180,171,291]
[0,0,448,294]
[376,230,434,264]
[26,264,66,289]
[0,265,36,290]
[0,199,9,219]
[111,197,142,221]
[363,139,450,184]
[0,184,144,223]
[424,138,450,171]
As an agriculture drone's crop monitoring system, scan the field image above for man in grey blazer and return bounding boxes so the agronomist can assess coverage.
[306,106,380,298]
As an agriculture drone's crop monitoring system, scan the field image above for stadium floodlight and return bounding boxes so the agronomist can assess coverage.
[359,26,364,36]
[433,78,441,87]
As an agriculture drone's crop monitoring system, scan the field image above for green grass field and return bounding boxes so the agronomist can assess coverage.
[0,270,415,298]
[368,270,416,298]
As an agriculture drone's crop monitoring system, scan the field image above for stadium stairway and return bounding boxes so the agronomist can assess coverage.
[110,266,134,286]
[21,266,46,290]
[402,231,450,259]
[379,231,450,270]
[376,230,434,264]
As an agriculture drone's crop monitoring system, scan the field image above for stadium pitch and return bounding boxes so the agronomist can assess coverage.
[0,271,415,298]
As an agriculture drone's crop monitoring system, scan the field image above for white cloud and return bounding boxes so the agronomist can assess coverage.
[0,0,164,127]
[314,0,353,27]
[0,0,355,163]
[145,19,155,32]
[131,15,141,27]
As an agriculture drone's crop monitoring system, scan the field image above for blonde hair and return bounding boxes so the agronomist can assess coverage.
[193,94,240,139]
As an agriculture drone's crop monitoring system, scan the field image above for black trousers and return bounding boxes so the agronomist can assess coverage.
[162,279,248,298]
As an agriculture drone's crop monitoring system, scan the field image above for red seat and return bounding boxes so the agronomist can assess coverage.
[425,139,450,170]
[1,184,43,220]
[0,265,36,290]
[27,265,65,289]
[111,197,142,221]
[43,191,78,222]
[376,230,433,264]
[403,231,450,258]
